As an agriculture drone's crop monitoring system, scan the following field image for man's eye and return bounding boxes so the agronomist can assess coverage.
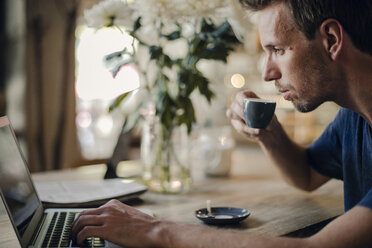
[273,48,284,55]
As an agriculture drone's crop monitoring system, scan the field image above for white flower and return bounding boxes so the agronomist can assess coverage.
[132,0,181,26]
[134,25,160,46]
[132,0,232,25]
[84,0,134,29]
[225,0,251,41]
[182,0,230,20]
[85,0,244,39]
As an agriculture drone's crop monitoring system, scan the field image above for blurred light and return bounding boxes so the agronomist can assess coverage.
[140,102,156,116]
[95,115,114,136]
[171,180,182,188]
[219,135,227,146]
[76,111,92,128]
[231,73,245,88]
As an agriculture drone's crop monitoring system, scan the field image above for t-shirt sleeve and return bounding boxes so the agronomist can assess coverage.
[306,109,345,180]
[358,188,372,209]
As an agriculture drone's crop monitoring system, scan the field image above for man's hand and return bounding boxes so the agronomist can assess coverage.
[226,90,329,191]
[70,199,162,247]
[226,90,277,142]
[69,196,372,248]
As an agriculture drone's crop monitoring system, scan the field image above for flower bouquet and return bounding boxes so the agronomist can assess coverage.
[85,0,243,193]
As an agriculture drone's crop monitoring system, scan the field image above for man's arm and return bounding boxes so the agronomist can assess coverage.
[227,90,329,191]
[71,200,372,248]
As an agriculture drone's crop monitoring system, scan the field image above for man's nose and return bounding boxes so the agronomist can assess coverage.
[262,57,281,82]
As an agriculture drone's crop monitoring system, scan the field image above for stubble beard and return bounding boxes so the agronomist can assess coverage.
[293,96,323,113]
[291,80,329,113]
[290,48,330,113]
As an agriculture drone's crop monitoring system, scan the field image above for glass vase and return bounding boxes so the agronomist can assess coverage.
[140,115,191,194]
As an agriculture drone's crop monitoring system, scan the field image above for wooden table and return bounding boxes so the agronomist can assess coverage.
[0,145,344,247]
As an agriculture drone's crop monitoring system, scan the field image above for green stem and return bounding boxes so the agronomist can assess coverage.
[169,135,190,189]
[152,122,172,192]
[162,124,172,187]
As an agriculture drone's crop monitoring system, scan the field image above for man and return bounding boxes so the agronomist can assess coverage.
[71,0,372,247]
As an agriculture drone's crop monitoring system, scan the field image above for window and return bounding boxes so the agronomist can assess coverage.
[75,25,139,160]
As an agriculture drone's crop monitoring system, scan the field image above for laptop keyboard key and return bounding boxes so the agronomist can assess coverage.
[41,211,106,247]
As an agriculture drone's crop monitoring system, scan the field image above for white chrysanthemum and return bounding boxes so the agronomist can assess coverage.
[225,0,251,41]
[182,0,230,20]
[84,0,134,29]
[132,0,231,25]
[132,0,180,25]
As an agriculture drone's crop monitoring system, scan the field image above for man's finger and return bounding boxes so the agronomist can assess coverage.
[71,215,104,240]
[226,108,241,120]
[78,207,104,217]
[71,208,103,231]
[241,91,259,99]
[231,119,247,134]
[229,101,245,120]
[75,225,107,245]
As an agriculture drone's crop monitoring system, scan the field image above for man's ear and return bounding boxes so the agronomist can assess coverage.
[319,19,344,60]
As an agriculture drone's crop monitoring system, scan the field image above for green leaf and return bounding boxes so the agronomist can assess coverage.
[214,21,241,44]
[108,92,130,112]
[149,47,173,68]
[154,76,167,93]
[177,69,197,97]
[110,58,133,78]
[189,20,241,64]
[162,30,181,40]
[189,35,207,58]
[149,46,163,60]
[194,73,215,102]
[155,91,167,112]
[156,93,174,131]
[199,44,232,62]
[105,49,125,61]
[132,17,142,33]
[200,19,215,33]
[175,97,195,133]
[162,54,173,68]
[174,58,183,65]
[212,21,231,38]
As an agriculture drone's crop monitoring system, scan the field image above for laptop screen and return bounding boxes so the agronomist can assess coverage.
[0,123,40,237]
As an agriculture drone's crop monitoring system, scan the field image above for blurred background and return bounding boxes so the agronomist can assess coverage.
[0,0,339,172]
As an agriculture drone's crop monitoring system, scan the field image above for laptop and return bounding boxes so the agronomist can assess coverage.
[0,116,124,248]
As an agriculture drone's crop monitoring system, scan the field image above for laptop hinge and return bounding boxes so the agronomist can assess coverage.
[30,213,47,246]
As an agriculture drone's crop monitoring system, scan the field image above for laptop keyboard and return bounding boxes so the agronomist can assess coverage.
[41,212,105,248]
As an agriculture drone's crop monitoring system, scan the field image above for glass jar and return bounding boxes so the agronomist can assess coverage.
[140,115,191,193]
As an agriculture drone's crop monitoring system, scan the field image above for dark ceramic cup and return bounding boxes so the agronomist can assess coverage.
[243,98,276,129]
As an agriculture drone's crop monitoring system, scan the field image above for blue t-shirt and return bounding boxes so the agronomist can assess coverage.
[307,108,372,211]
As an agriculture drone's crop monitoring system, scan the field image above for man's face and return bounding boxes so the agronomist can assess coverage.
[258,3,332,112]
